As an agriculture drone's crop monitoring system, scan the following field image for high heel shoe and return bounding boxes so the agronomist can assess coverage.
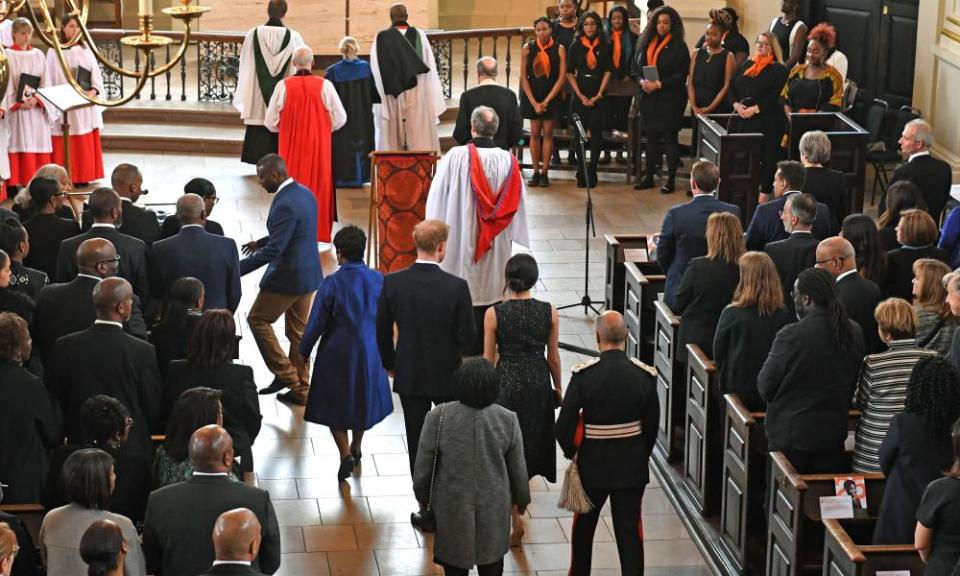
[337,455,355,482]
[351,449,362,466]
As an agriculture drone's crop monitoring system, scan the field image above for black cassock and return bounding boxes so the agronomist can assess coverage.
[326,58,380,187]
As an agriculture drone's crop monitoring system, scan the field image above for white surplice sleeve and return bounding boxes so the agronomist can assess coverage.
[322,79,347,131]
[264,80,286,133]
[233,28,257,119]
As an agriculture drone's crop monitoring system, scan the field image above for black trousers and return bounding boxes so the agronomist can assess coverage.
[440,558,504,576]
[572,130,603,186]
[467,303,496,357]
[569,484,646,575]
[399,394,451,474]
[643,126,680,186]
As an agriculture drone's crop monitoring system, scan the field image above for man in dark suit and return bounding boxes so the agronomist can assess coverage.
[51,277,159,456]
[21,177,80,279]
[83,164,161,245]
[57,188,150,304]
[452,57,523,150]
[34,238,147,365]
[745,160,833,250]
[884,119,953,222]
[816,236,884,355]
[758,268,865,474]
[197,508,268,576]
[151,194,241,312]
[764,193,820,315]
[143,425,281,576]
[375,219,474,525]
[555,312,660,575]
[240,154,323,405]
[800,130,849,229]
[652,160,740,310]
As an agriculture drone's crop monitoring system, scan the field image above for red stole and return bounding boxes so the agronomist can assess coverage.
[278,74,335,242]
[468,143,522,262]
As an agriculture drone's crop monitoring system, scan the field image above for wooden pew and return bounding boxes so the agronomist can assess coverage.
[653,300,684,462]
[822,518,923,576]
[0,503,45,547]
[624,262,665,365]
[719,394,769,575]
[682,344,721,516]
[604,234,660,314]
[766,451,885,576]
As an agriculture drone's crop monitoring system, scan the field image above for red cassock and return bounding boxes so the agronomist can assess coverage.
[278,75,334,242]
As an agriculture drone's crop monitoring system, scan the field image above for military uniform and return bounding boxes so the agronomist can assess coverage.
[555,349,660,576]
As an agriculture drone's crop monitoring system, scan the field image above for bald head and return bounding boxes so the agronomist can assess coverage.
[596,311,628,350]
[92,277,133,322]
[110,164,142,201]
[816,236,857,277]
[292,46,314,70]
[189,425,234,473]
[176,193,205,225]
[77,238,117,277]
[213,508,262,562]
[389,3,408,25]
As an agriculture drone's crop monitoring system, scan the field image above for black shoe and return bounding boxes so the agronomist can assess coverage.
[527,173,541,187]
[337,456,355,482]
[258,377,288,395]
[566,151,578,166]
[598,153,612,166]
[411,511,435,533]
[660,183,676,194]
[634,178,655,190]
[351,449,362,465]
[277,391,306,406]
[540,174,550,187]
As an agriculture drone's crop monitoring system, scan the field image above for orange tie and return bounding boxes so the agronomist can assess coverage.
[646,33,671,67]
[612,30,622,69]
[580,36,599,70]
[536,37,554,77]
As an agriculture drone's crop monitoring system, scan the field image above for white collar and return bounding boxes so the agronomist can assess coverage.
[692,191,716,199]
[212,561,253,567]
[909,150,930,162]
[835,269,858,283]
[91,223,116,229]
[94,319,123,328]
[415,259,440,266]
[477,78,498,87]
[192,471,230,477]
[77,273,102,281]
[180,223,204,229]
[783,190,802,197]
[121,197,133,203]
[277,178,295,193]
[790,230,813,235]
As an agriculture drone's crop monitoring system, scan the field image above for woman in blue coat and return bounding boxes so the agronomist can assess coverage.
[300,225,393,483]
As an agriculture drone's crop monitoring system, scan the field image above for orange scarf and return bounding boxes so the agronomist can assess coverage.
[645,33,671,67]
[535,37,554,77]
[580,36,599,70]
[611,30,622,69]
[744,53,775,78]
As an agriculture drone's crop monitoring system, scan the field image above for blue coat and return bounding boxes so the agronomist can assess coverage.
[300,261,393,430]
[744,191,834,251]
[150,225,242,312]
[938,206,960,269]
[239,180,322,295]
[656,194,740,310]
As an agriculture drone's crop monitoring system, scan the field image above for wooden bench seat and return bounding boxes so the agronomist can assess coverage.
[822,518,923,576]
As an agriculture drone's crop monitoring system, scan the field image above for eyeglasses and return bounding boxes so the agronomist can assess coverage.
[815,257,844,266]
[205,196,220,205]
[97,256,121,266]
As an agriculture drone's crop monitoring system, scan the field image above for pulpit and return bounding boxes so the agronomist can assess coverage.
[787,112,869,213]
[695,114,764,223]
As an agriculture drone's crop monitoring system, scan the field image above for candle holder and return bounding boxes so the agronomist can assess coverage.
[162,0,210,22]
[121,13,174,49]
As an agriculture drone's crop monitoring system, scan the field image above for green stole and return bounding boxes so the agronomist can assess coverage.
[253,26,293,106]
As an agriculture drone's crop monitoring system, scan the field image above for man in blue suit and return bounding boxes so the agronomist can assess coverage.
[653,160,740,310]
[744,160,834,251]
[240,154,323,405]
[150,194,242,312]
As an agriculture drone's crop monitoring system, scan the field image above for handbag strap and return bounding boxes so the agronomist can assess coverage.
[426,404,445,509]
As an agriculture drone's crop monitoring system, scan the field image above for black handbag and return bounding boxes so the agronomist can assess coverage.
[418,404,445,532]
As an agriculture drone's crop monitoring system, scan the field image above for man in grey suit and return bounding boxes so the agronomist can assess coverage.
[142,426,281,576]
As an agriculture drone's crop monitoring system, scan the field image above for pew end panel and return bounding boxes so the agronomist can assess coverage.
[683,343,722,516]
[822,518,923,576]
[696,114,764,224]
[624,262,665,365]
[604,234,660,315]
[653,300,684,462]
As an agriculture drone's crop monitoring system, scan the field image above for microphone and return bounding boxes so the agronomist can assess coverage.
[571,112,588,142]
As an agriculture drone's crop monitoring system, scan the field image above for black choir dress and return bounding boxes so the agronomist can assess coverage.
[567,36,611,184]
[493,299,556,482]
[690,47,732,111]
[605,25,638,132]
[552,19,578,132]
[695,31,750,62]
[770,17,805,65]
[727,59,789,194]
[520,39,563,121]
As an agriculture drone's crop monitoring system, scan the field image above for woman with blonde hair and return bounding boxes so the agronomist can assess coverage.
[676,212,745,364]
[325,36,377,188]
[912,258,957,355]
[714,251,792,409]
[0,522,21,576]
[884,209,949,300]
[13,163,78,221]
[853,297,937,472]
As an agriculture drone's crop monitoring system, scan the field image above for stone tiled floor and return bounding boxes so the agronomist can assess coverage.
[102,150,710,575]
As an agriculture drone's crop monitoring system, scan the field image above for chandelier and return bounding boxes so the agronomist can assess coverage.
[0,0,210,107]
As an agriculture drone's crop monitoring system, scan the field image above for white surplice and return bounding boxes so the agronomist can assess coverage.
[425,144,530,306]
[0,20,11,48]
[3,48,53,153]
[369,27,445,152]
[234,25,303,126]
[264,77,348,133]
[44,44,104,135]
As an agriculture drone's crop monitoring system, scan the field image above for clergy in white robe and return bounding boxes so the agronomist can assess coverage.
[45,15,105,184]
[425,106,529,353]
[234,0,303,164]
[3,19,53,188]
[369,5,445,152]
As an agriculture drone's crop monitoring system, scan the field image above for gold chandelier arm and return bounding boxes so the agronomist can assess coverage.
[23,0,61,49]
[46,41,152,107]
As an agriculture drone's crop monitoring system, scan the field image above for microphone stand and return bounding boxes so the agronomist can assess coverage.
[556,113,604,356]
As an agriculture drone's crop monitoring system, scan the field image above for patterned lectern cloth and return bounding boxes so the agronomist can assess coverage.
[372,152,437,273]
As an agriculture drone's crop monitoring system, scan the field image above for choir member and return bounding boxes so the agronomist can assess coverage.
[520,17,566,187]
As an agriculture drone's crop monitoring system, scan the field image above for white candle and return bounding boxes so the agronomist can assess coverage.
[138,0,152,15]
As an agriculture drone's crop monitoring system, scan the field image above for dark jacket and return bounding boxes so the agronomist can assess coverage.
[149,311,201,376]
[0,362,58,504]
[453,84,523,150]
[633,34,691,131]
[675,256,740,362]
[376,262,474,398]
[0,288,34,327]
[82,199,161,246]
[656,194,740,310]
[0,510,41,576]
[713,304,793,410]
[150,225,242,312]
[887,154,953,222]
[240,180,322,296]
[159,216,224,241]
[802,166,849,229]
[757,310,865,453]
[142,475,281,576]
[555,351,660,489]
[836,270,884,355]
[8,261,47,302]
[198,565,267,576]
[52,323,162,456]
[56,225,150,301]
[21,213,80,279]
[883,245,950,300]
[874,412,954,545]
[764,231,820,314]
[744,192,833,251]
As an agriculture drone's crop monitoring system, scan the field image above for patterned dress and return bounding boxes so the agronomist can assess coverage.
[493,298,556,482]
